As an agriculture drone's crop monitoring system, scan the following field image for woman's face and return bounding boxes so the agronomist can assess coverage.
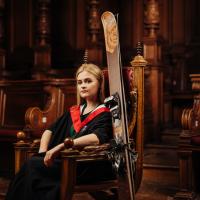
[77,70,100,102]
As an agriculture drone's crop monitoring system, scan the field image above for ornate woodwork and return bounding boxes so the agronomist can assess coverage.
[0,0,5,77]
[0,79,76,176]
[87,0,101,45]
[0,0,5,47]
[144,0,160,38]
[175,74,200,200]
[143,0,163,143]
[86,0,102,66]
[0,80,46,134]
[33,0,51,79]
[0,80,45,176]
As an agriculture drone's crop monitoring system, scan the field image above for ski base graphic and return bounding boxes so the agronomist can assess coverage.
[102,10,138,200]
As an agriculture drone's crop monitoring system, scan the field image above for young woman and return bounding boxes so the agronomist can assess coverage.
[6,63,114,200]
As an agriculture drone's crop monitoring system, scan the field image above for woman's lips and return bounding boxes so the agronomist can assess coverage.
[81,90,88,93]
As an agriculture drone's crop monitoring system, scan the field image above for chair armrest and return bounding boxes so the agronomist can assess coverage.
[60,143,110,161]
[14,131,41,174]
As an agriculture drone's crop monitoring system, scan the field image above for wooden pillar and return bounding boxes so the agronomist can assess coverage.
[86,0,102,66]
[130,43,147,190]
[175,149,195,200]
[33,0,51,79]
[174,130,196,200]
[143,0,163,142]
[0,0,5,78]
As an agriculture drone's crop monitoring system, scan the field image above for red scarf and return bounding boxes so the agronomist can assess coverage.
[70,105,110,133]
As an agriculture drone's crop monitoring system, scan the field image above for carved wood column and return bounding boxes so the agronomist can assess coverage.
[143,0,163,142]
[86,0,102,66]
[33,0,51,79]
[175,74,200,200]
[131,43,147,191]
[0,0,5,78]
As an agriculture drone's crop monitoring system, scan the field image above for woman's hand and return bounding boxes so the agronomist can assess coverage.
[44,143,64,167]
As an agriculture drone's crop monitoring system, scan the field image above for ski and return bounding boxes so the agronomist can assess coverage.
[101,11,136,200]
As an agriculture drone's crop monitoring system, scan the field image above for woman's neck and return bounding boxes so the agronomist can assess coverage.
[83,100,100,114]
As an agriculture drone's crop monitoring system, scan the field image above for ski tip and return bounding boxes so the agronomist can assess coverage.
[101,11,118,54]
[101,11,115,21]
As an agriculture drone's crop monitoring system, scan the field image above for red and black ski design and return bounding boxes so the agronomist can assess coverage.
[101,11,136,200]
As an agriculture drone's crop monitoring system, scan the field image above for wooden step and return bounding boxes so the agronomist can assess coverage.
[142,143,179,191]
[144,144,178,167]
[161,129,181,146]
[0,177,9,200]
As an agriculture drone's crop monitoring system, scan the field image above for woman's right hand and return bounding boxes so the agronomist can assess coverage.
[44,143,64,167]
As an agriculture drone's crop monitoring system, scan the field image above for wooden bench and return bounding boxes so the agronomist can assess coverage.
[0,79,76,177]
[175,74,200,200]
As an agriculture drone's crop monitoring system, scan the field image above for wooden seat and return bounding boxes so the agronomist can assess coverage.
[174,74,200,200]
[14,53,146,200]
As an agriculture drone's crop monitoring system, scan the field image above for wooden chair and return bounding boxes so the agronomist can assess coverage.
[174,74,200,200]
[14,53,146,200]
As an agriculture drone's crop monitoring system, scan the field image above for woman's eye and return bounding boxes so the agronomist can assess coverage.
[86,79,92,83]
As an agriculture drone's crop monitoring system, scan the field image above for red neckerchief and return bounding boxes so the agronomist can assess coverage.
[70,105,110,133]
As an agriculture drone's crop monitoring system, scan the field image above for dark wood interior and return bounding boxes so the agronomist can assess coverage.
[0,0,200,199]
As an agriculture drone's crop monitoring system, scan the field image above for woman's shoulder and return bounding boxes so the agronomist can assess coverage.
[93,104,112,119]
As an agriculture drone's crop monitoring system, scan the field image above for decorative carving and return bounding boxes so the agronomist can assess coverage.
[33,0,51,79]
[181,107,193,130]
[35,0,51,46]
[190,74,200,90]
[86,0,102,65]
[0,0,5,48]
[87,0,101,45]
[130,44,147,190]
[144,0,160,38]
[176,74,200,200]
[182,75,200,131]
[83,49,88,64]
[0,0,5,74]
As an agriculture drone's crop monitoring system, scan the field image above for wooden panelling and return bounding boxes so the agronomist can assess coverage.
[0,80,45,130]
[0,78,76,177]
[0,79,76,137]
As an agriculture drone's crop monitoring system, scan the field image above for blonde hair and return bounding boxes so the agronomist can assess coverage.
[76,63,105,105]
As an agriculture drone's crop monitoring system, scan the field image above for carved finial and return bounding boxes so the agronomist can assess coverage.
[83,49,88,64]
[136,42,143,56]
[144,0,160,37]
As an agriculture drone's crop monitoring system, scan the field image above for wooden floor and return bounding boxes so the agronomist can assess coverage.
[0,175,176,200]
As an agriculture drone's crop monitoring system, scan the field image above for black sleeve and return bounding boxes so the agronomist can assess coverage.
[89,112,113,144]
[47,111,70,134]
[47,111,72,149]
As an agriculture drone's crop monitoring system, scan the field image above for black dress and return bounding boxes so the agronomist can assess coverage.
[6,106,115,200]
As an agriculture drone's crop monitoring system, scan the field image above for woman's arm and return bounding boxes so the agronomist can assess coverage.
[44,134,100,167]
[39,130,52,153]
[73,133,99,147]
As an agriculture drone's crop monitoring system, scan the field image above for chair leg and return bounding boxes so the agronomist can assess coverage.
[60,157,76,200]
